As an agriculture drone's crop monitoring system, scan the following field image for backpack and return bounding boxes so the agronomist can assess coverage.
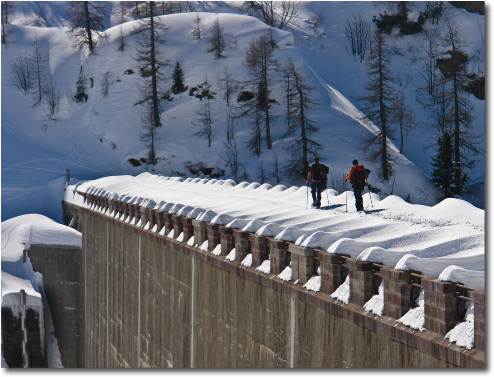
[311,163,329,182]
[351,165,370,186]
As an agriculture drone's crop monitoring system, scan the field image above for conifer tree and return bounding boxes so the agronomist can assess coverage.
[74,66,88,103]
[172,62,185,94]
[431,131,463,199]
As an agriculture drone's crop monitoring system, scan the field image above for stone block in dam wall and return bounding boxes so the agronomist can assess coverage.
[26,244,83,368]
[1,301,46,368]
[64,201,485,368]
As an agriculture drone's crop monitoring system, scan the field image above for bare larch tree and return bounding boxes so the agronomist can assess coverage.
[194,80,215,147]
[208,18,226,58]
[359,30,395,180]
[247,1,299,30]
[115,1,130,51]
[436,24,482,194]
[30,36,45,105]
[282,58,320,179]
[243,34,277,152]
[66,1,108,53]
[133,1,168,164]
[1,1,15,45]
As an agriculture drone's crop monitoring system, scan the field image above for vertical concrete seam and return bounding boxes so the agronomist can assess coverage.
[191,257,195,368]
[290,296,295,368]
[137,235,141,368]
[84,213,87,368]
[106,221,109,368]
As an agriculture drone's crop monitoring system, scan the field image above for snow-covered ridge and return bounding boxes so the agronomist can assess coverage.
[68,173,484,290]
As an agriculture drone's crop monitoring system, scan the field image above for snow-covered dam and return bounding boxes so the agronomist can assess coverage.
[50,174,485,368]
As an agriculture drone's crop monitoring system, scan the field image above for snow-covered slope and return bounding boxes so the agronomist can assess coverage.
[1,2,485,223]
[68,173,484,290]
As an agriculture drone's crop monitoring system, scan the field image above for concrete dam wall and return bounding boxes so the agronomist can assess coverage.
[63,196,485,368]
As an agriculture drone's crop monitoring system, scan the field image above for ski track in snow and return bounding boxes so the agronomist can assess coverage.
[69,174,484,290]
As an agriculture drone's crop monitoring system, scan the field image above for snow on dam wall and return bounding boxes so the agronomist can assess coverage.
[62,198,485,368]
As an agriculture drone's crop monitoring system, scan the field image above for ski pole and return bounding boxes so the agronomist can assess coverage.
[367,185,374,208]
[345,179,348,213]
[306,183,309,209]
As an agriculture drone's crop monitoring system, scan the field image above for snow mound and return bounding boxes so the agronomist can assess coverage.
[363,282,384,316]
[445,302,474,349]
[330,275,350,304]
[397,290,425,332]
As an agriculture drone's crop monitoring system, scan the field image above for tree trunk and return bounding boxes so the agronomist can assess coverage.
[149,3,160,128]
[84,2,94,52]
[299,85,308,175]
[453,71,461,188]
[262,53,272,149]
[378,33,389,180]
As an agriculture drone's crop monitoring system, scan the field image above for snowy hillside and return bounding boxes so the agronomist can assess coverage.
[1,2,485,223]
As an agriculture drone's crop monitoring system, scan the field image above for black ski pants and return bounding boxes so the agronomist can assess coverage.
[352,184,364,211]
[311,181,322,204]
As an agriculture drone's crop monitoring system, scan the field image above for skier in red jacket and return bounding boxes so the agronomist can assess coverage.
[347,159,370,212]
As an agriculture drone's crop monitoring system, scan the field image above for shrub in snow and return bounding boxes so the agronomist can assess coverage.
[186,161,225,178]
[237,90,255,102]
